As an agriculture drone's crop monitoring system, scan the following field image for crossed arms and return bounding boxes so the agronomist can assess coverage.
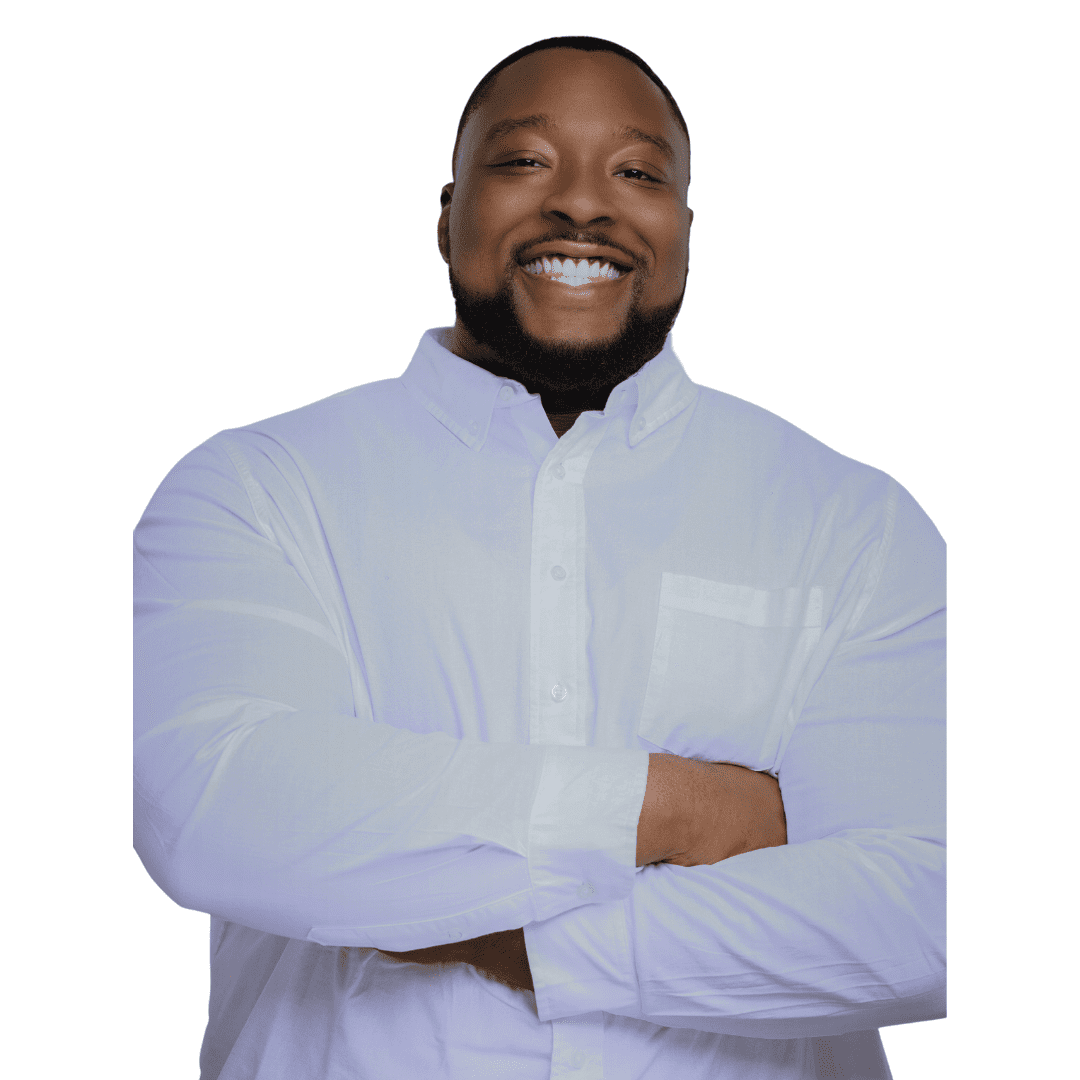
[381,755,788,991]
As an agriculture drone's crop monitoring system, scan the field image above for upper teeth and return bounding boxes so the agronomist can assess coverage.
[523,256,624,283]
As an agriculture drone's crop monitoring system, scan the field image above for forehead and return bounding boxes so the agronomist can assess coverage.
[462,48,688,165]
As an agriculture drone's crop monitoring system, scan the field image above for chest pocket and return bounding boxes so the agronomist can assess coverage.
[637,572,824,772]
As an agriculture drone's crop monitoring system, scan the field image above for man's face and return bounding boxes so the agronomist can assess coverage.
[438,48,692,399]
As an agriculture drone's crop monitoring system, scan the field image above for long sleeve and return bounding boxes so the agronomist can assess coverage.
[134,434,649,948]
[523,481,945,1039]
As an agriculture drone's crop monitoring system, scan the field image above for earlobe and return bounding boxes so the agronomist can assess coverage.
[688,208,694,228]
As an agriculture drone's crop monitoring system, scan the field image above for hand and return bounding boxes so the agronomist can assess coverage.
[637,753,787,867]
[380,927,533,992]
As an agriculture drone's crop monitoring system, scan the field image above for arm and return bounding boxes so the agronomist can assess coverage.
[134,434,649,948]
[522,481,945,1037]
[382,755,787,989]
[635,753,787,868]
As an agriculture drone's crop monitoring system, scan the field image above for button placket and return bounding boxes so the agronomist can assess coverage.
[530,459,579,742]
[528,423,607,747]
[550,1013,604,1079]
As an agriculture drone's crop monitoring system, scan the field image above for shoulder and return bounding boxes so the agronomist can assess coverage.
[194,376,411,468]
[243,377,407,443]
[689,386,943,627]
[148,377,409,512]
[690,384,893,510]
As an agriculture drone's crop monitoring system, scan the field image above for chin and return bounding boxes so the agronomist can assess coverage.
[515,320,629,353]
[449,266,684,395]
[511,291,633,343]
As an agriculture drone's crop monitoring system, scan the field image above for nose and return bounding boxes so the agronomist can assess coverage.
[540,163,615,228]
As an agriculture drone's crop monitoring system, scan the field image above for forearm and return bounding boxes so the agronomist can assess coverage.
[137,692,646,944]
[382,928,534,992]
[526,829,944,1036]
[384,752,785,990]
[137,697,536,937]
[636,753,787,867]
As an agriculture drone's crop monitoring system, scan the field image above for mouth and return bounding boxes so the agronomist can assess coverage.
[518,252,632,287]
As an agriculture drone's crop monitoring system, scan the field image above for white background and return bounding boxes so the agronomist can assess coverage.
[3,1,1075,1076]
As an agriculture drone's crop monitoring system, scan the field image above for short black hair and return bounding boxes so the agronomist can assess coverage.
[451,36,689,178]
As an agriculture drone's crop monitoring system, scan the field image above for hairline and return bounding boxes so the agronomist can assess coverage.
[451,38,690,180]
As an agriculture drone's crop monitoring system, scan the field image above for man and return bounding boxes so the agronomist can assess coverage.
[134,36,945,1079]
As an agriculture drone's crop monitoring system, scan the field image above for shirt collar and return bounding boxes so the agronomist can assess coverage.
[400,327,698,451]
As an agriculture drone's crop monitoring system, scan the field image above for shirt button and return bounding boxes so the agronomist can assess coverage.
[550,565,566,581]
[470,420,479,434]
[551,463,565,480]
[550,683,568,702]
[499,385,513,401]
[636,418,646,430]
[577,881,595,899]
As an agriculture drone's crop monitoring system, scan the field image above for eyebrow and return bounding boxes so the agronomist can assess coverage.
[618,126,675,161]
[483,114,676,164]
[482,114,554,142]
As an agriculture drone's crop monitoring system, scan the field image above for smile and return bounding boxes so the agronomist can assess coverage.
[520,255,628,286]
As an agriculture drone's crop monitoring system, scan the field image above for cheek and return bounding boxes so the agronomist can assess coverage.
[647,207,690,278]
[451,188,526,266]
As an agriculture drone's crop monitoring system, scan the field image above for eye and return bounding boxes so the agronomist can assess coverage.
[617,167,661,183]
[493,157,546,169]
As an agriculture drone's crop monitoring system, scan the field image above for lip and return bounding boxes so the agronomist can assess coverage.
[518,240,635,274]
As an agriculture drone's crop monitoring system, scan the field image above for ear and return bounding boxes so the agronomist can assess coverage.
[688,208,694,228]
[437,183,454,265]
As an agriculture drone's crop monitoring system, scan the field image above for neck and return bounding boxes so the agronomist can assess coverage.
[443,321,633,430]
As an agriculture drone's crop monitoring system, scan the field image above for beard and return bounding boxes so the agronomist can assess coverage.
[449,264,685,413]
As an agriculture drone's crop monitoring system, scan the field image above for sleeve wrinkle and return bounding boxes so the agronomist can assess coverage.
[844,478,899,639]
[220,435,277,542]
[859,604,945,646]
[133,545,184,595]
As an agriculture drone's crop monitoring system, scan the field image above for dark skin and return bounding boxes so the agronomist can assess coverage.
[438,47,692,436]
[381,49,786,994]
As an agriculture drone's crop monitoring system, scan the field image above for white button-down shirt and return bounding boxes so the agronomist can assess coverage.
[134,328,945,1080]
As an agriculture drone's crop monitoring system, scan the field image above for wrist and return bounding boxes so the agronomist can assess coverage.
[636,753,687,865]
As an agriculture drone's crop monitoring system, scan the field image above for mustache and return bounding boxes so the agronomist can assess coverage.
[511,229,642,271]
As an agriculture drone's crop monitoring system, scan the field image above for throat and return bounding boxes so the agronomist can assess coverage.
[546,411,582,439]
[540,384,615,439]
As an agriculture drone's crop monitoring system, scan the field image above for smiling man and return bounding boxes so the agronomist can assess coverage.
[134,36,945,1080]
[439,43,693,437]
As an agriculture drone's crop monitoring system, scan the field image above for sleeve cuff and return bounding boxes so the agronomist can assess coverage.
[523,895,640,1021]
[527,746,649,922]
